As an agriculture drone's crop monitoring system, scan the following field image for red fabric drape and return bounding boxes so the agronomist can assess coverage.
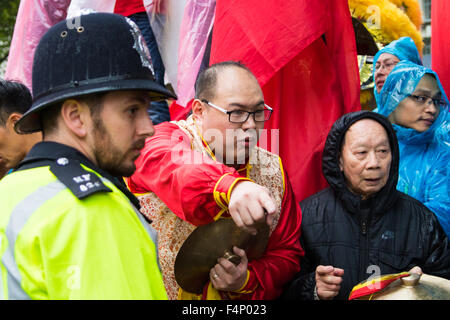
[169,99,194,121]
[432,0,450,96]
[210,0,361,202]
[114,0,145,17]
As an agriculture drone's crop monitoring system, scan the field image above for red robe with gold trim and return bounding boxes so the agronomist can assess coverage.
[127,118,303,299]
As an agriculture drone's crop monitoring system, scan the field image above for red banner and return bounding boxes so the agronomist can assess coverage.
[210,0,361,201]
[432,0,450,96]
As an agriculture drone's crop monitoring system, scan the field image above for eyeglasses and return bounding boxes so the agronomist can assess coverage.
[374,60,399,72]
[408,94,447,108]
[201,99,272,123]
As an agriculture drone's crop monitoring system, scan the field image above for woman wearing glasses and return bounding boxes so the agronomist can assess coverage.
[375,60,450,237]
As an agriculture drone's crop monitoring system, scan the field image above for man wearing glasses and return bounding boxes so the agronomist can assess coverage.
[126,61,303,300]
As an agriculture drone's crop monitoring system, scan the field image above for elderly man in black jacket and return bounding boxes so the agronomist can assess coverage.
[282,111,450,300]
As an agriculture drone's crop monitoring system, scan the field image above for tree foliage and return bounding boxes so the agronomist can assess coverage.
[0,0,21,65]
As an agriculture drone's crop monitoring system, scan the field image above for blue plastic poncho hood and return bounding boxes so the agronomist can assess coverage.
[373,37,422,68]
[373,37,423,105]
[376,60,449,143]
[374,60,450,237]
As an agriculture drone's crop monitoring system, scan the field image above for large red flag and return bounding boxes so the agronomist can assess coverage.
[210,0,360,202]
[432,0,450,96]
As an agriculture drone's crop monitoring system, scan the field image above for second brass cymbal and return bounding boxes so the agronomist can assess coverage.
[358,273,450,300]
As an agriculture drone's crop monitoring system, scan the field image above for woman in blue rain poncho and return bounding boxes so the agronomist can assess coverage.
[375,60,450,236]
[373,37,422,105]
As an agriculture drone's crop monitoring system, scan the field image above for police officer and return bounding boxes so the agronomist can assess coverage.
[0,12,176,299]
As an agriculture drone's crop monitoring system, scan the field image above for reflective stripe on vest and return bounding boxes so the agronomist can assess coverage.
[0,237,4,300]
[130,204,160,268]
[2,180,66,300]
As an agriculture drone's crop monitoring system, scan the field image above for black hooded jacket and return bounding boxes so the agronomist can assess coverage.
[282,111,450,300]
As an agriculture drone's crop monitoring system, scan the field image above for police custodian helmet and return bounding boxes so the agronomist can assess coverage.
[16,12,177,134]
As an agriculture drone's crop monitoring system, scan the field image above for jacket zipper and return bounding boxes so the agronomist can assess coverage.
[359,213,370,281]
[361,220,367,235]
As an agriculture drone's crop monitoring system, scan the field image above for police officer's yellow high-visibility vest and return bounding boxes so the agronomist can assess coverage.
[0,143,167,300]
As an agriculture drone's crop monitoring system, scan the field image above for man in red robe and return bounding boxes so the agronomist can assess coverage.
[127,61,303,299]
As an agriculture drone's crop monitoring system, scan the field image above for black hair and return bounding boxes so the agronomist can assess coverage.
[0,79,32,126]
[194,61,253,101]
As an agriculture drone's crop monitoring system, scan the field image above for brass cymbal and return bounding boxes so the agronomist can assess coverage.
[174,218,270,294]
[359,273,450,300]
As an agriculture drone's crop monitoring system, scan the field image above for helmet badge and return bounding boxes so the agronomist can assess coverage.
[125,17,155,77]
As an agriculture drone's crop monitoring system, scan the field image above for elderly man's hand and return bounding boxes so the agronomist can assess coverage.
[315,265,344,300]
[228,180,276,235]
[210,246,248,292]
[408,266,422,275]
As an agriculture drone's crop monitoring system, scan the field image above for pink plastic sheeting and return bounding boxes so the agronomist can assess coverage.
[5,0,117,92]
[5,0,71,91]
[176,0,215,107]
[6,0,214,108]
[67,0,116,18]
[147,0,186,100]
[145,0,215,107]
